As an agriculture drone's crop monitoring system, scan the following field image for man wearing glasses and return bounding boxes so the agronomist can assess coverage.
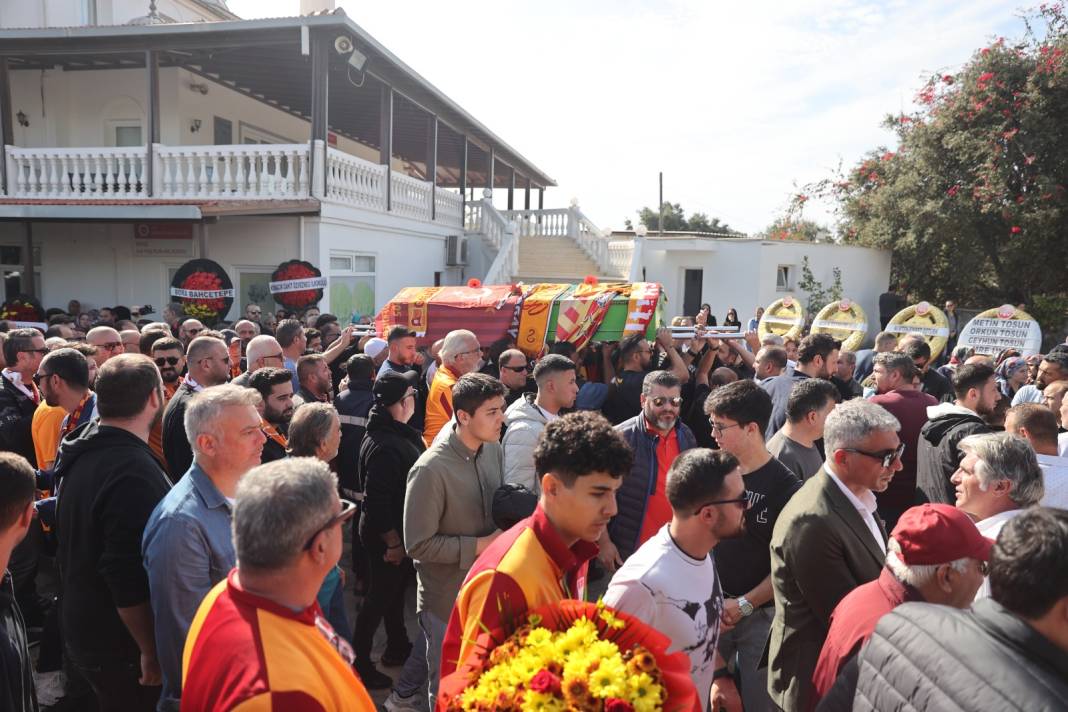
[147,338,187,469]
[703,379,803,712]
[86,325,125,368]
[423,329,482,447]
[231,335,284,388]
[768,398,903,712]
[605,449,748,712]
[162,336,231,479]
[496,349,530,408]
[0,328,47,467]
[181,458,374,711]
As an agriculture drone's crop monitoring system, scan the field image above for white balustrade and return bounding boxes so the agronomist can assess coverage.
[501,208,569,237]
[434,188,463,226]
[5,146,147,199]
[390,171,434,222]
[609,240,635,278]
[155,143,310,200]
[484,224,519,285]
[325,147,388,211]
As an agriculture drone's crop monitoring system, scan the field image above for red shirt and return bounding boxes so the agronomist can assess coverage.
[870,389,938,513]
[810,568,924,706]
[637,424,679,546]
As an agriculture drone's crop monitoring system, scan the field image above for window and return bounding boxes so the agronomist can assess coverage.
[108,120,142,147]
[329,252,376,322]
[776,265,792,291]
[0,244,42,302]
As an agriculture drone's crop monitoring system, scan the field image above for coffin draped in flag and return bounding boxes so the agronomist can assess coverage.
[375,284,520,346]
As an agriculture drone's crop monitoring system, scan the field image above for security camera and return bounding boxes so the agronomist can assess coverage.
[334,36,354,55]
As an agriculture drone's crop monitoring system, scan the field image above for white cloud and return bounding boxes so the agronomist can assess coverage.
[228,0,1021,232]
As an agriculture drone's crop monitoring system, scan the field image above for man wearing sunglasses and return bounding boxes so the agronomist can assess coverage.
[86,325,125,368]
[181,458,374,711]
[768,398,902,712]
[605,449,748,712]
[812,503,991,708]
[147,338,187,469]
[496,349,530,408]
[162,336,231,479]
[0,328,47,467]
[605,371,697,577]
[33,348,97,470]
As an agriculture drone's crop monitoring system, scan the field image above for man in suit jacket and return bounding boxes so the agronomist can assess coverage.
[161,336,230,478]
[767,398,903,712]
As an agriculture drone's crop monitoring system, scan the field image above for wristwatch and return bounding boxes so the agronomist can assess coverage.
[737,596,754,618]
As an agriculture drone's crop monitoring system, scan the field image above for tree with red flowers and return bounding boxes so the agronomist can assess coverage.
[790,3,1068,331]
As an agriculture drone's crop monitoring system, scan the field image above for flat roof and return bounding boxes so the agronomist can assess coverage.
[0,10,556,187]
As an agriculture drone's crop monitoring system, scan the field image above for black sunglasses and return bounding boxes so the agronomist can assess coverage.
[302,499,357,551]
[31,372,53,387]
[840,442,906,469]
[501,364,529,373]
[697,490,752,512]
[154,356,181,367]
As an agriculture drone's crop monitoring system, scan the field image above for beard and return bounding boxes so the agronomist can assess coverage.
[160,369,180,383]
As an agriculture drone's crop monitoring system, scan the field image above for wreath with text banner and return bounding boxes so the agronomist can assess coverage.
[270,260,325,310]
[0,295,45,325]
[170,259,234,323]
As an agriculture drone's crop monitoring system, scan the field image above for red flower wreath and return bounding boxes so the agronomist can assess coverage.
[271,260,324,310]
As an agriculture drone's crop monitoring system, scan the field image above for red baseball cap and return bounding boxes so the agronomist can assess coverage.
[891,503,994,565]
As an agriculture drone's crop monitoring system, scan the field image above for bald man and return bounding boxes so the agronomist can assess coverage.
[233,335,284,387]
[85,326,125,367]
[120,329,141,355]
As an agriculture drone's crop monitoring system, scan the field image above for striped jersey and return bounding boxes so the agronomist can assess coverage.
[181,570,374,712]
[423,364,460,446]
[441,505,598,677]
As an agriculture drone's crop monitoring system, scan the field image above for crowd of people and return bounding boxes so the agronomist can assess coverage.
[0,297,1066,712]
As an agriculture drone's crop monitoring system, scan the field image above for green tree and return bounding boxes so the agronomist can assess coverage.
[760,217,830,242]
[625,203,740,234]
[787,4,1068,328]
[797,256,844,313]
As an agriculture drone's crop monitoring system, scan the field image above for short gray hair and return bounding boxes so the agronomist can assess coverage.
[233,458,338,571]
[824,399,900,453]
[184,384,262,453]
[886,537,970,587]
[440,329,478,363]
[287,403,339,458]
[959,432,1044,507]
[761,334,785,346]
[245,335,282,367]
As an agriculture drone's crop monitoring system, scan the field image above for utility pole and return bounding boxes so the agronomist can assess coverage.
[658,171,664,236]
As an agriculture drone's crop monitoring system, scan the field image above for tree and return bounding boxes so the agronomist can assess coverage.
[786,4,1068,331]
[760,217,831,242]
[625,202,740,234]
[797,256,844,314]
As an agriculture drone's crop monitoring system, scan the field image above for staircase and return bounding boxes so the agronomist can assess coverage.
[463,199,632,285]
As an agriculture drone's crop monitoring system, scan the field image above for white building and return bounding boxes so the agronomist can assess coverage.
[610,231,891,339]
[0,0,609,323]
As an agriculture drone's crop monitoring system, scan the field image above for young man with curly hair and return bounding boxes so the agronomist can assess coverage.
[440,411,633,679]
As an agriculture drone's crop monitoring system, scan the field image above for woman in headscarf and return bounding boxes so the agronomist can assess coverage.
[995,356,1029,399]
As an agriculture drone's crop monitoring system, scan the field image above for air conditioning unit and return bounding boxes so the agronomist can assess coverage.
[445,235,468,266]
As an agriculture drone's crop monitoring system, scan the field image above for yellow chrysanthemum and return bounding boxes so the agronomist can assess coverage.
[520,691,566,712]
[587,662,625,699]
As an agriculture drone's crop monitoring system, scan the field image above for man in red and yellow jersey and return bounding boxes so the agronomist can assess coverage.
[440,411,634,677]
[423,329,481,446]
[32,348,97,470]
[147,338,186,470]
[182,458,374,711]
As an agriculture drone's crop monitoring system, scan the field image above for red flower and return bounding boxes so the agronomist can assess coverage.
[1011,226,1022,234]
[978,71,995,83]
[947,186,959,197]
[528,669,562,696]
[880,152,894,161]
[467,278,482,288]
[981,47,991,55]
[942,74,954,84]
[583,275,599,285]
[605,700,635,712]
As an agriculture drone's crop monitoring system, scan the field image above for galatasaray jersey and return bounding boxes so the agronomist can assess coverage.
[181,569,374,712]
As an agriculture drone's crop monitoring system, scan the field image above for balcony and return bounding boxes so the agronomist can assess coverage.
[3,141,464,227]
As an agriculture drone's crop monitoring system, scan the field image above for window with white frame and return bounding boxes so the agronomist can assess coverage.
[776,265,792,291]
[107,119,142,147]
[0,245,42,302]
[329,252,376,321]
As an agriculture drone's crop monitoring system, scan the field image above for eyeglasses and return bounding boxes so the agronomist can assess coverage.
[649,395,683,408]
[199,354,231,365]
[21,348,49,356]
[185,328,203,336]
[99,342,123,352]
[840,442,906,469]
[710,421,743,434]
[154,356,181,367]
[263,353,285,362]
[697,491,752,512]
[31,372,53,387]
[458,348,481,358]
[501,364,529,373]
[302,499,357,550]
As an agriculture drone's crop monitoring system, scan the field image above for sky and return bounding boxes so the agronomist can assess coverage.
[228,0,1024,235]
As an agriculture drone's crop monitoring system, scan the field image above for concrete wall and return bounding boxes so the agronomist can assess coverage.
[638,238,891,346]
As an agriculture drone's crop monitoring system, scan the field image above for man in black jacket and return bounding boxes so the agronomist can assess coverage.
[54,354,172,711]
[0,452,38,712]
[850,507,1068,710]
[247,367,294,464]
[916,363,999,505]
[0,328,46,467]
[161,336,230,478]
[335,354,375,500]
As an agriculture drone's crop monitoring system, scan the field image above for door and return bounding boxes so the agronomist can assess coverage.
[683,269,703,318]
[213,117,233,145]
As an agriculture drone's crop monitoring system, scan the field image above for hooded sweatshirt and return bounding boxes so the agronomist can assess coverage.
[915,403,991,506]
[502,393,552,495]
[54,421,172,659]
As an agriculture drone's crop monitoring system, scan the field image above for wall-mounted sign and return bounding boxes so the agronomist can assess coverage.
[133,223,194,258]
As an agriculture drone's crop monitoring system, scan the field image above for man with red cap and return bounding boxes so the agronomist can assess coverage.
[811,503,992,707]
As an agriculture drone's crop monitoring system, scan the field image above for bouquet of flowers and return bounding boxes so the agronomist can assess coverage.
[438,600,697,712]
[271,260,324,310]
[0,295,44,323]
[170,258,234,323]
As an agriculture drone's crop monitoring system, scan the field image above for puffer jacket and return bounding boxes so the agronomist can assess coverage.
[611,413,697,561]
[915,403,990,505]
[852,599,1068,711]
[501,393,549,494]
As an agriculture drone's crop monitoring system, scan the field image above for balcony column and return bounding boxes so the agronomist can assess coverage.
[524,176,530,210]
[379,85,393,211]
[309,31,330,198]
[487,147,494,202]
[0,58,12,194]
[145,51,160,196]
[427,115,438,220]
[21,223,33,296]
[459,136,467,209]
[538,187,544,209]
[507,165,514,210]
